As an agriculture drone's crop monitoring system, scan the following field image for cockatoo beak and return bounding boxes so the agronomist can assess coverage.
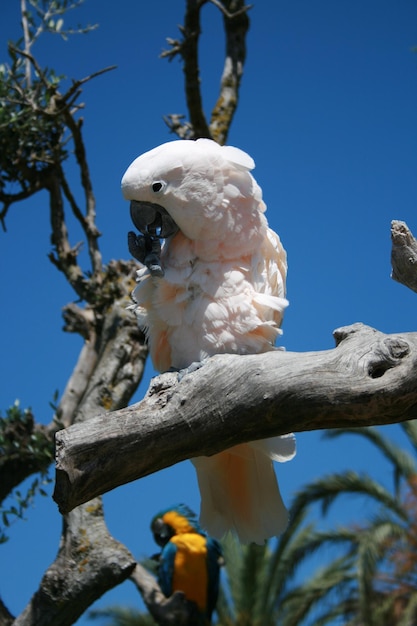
[129,200,179,239]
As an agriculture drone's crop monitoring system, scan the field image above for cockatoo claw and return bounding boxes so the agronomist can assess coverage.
[176,358,208,381]
[128,200,179,277]
[128,230,164,277]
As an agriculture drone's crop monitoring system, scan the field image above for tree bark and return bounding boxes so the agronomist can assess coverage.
[210,0,250,145]
[54,323,417,514]
[14,500,136,626]
[11,278,147,625]
[391,220,417,294]
[161,0,250,143]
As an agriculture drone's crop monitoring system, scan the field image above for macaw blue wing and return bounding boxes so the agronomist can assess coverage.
[158,540,177,599]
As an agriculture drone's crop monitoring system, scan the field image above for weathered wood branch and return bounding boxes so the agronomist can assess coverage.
[391,220,417,294]
[54,323,417,514]
[12,287,148,624]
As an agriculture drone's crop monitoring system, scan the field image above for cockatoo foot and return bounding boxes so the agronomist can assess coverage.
[128,199,179,277]
[128,230,164,277]
[169,359,209,382]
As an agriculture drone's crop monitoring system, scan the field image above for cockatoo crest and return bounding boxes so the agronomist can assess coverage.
[122,138,265,257]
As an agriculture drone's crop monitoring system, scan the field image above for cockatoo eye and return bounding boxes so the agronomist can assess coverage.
[151,181,165,194]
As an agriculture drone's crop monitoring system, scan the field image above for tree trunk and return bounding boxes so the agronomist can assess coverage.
[13,288,146,625]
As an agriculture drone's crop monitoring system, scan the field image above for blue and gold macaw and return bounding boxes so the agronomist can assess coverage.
[151,504,223,624]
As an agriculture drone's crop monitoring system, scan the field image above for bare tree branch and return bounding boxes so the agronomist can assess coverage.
[0,597,14,626]
[52,260,147,430]
[208,0,252,18]
[47,172,89,299]
[54,323,417,514]
[209,0,250,144]
[10,282,147,622]
[162,0,250,143]
[1,45,115,297]
[391,220,417,294]
[58,113,102,278]
[14,500,136,626]
[6,301,146,624]
[163,0,211,139]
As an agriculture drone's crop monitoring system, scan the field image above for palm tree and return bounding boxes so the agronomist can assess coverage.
[88,606,156,625]
[279,422,417,625]
[214,512,353,625]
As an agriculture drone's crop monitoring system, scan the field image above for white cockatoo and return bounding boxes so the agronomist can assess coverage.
[121,138,296,544]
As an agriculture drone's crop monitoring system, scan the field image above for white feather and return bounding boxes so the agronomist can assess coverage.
[193,444,289,544]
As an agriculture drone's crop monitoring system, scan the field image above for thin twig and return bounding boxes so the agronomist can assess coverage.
[208,0,252,19]
[59,109,103,279]
[20,0,32,87]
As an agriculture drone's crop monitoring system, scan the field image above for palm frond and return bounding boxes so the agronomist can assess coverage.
[215,584,235,626]
[256,524,360,624]
[397,590,417,626]
[279,556,355,626]
[88,606,156,625]
[290,471,407,522]
[401,419,417,454]
[325,427,417,484]
[218,532,243,618]
[238,543,268,624]
[256,509,310,615]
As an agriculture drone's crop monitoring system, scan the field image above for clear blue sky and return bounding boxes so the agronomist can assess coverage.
[1,1,416,623]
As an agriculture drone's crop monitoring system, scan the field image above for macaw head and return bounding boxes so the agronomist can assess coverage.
[121,138,265,247]
[151,504,204,547]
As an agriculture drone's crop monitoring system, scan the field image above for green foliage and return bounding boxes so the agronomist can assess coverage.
[0,56,68,188]
[0,401,53,544]
[277,425,417,625]
[0,401,53,463]
[0,475,51,545]
[22,0,98,41]
[0,0,99,226]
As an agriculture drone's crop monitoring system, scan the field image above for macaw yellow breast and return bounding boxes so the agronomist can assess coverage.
[170,533,209,613]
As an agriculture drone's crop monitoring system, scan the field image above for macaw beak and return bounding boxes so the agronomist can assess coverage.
[130,200,179,239]
[151,517,175,547]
